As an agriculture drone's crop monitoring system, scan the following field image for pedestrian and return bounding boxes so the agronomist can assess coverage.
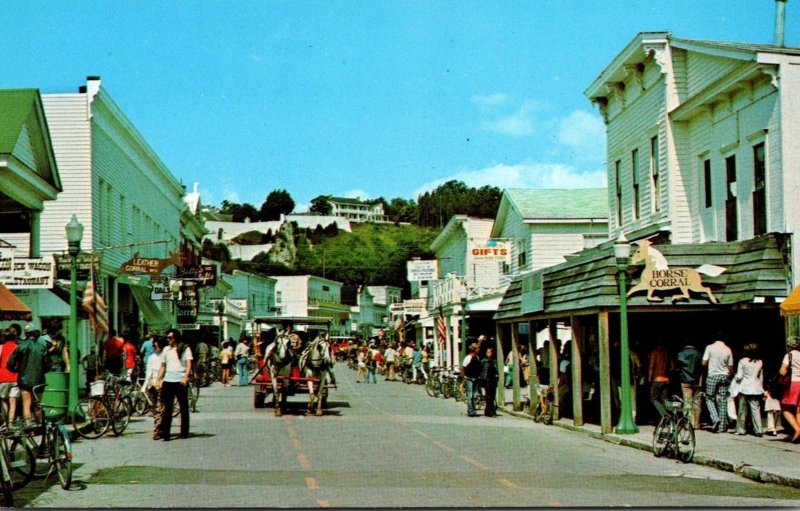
[156,329,193,441]
[648,341,673,419]
[778,336,800,442]
[461,342,481,417]
[219,341,233,386]
[481,346,500,417]
[196,339,209,367]
[0,328,19,428]
[6,325,49,427]
[764,389,782,436]
[366,346,378,384]
[144,337,164,438]
[355,345,367,383]
[122,336,137,381]
[102,329,125,376]
[47,332,69,372]
[504,348,515,388]
[384,343,397,381]
[234,338,250,386]
[733,342,764,436]
[411,344,427,383]
[702,332,734,432]
[140,332,157,364]
[81,346,99,391]
[676,337,704,429]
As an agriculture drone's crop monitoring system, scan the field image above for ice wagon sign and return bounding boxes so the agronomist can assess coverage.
[627,238,726,303]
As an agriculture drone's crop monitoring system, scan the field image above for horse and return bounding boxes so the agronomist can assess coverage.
[298,333,334,416]
[626,238,725,303]
[263,333,295,416]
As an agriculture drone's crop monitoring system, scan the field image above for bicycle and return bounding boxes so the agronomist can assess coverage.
[71,375,132,439]
[10,384,72,490]
[533,384,556,425]
[652,395,695,463]
[425,367,446,398]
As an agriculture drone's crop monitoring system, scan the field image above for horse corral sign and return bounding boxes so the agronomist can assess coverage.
[627,239,726,303]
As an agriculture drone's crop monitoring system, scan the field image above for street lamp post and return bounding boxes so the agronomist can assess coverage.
[65,214,84,415]
[217,300,224,350]
[459,288,468,364]
[614,234,638,434]
[169,279,181,329]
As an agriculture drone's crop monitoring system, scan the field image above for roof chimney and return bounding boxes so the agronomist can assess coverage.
[775,0,788,47]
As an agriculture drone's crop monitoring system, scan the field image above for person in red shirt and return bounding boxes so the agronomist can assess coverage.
[0,328,19,427]
[103,330,125,376]
[122,338,138,381]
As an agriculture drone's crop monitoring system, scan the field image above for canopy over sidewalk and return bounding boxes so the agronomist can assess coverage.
[0,283,32,321]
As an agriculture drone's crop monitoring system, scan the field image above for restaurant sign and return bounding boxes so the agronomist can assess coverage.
[0,252,55,289]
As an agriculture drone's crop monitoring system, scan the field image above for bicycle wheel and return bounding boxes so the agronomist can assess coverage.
[52,425,72,490]
[72,397,110,439]
[532,398,544,423]
[5,436,35,490]
[652,414,671,457]
[111,399,132,436]
[425,375,437,397]
[132,391,150,416]
[675,418,695,463]
[0,446,14,508]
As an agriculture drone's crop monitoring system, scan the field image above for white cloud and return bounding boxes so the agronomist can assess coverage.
[342,189,372,200]
[470,93,507,107]
[412,161,607,198]
[557,110,605,152]
[480,100,539,137]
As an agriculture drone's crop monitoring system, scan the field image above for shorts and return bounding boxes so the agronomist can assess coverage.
[0,382,17,399]
[221,363,231,370]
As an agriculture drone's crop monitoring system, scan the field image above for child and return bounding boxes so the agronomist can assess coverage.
[764,389,781,436]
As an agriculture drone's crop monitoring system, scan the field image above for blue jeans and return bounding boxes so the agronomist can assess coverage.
[367,367,377,384]
[466,377,479,415]
[237,357,249,386]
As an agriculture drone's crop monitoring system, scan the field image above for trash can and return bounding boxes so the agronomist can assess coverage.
[42,371,69,418]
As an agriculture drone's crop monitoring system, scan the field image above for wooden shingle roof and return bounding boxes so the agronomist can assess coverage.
[494,233,789,322]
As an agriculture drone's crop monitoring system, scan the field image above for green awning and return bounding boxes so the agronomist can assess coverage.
[129,285,169,328]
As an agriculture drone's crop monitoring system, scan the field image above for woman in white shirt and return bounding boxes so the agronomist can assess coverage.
[733,343,764,436]
[156,329,193,441]
[779,336,800,442]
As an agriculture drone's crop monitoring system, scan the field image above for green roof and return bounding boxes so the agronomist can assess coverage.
[505,188,608,219]
[0,89,39,154]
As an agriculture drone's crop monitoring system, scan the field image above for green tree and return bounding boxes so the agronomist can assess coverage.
[310,195,333,215]
[259,189,295,221]
[220,200,259,222]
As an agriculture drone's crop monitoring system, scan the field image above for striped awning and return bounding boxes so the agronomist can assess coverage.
[0,283,32,321]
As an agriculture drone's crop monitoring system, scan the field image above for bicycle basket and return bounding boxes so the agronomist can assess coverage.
[90,380,106,397]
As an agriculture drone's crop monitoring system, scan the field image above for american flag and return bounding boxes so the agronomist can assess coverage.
[437,313,446,344]
[82,256,108,336]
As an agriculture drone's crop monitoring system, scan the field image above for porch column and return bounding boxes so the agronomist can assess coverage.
[571,316,584,426]
[547,320,560,419]
[527,320,538,414]
[495,323,505,409]
[29,211,41,257]
[598,311,612,434]
[511,323,521,411]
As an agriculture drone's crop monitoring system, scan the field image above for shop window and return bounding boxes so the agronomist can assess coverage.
[631,148,640,220]
[650,136,660,212]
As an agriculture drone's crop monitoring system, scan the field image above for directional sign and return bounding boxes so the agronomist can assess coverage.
[406,259,438,282]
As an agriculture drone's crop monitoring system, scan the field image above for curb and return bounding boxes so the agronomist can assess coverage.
[499,404,800,489]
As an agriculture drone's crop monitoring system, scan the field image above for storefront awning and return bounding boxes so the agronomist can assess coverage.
[0,283,32,321]
[781,285,800,317]
[129,285,169,327]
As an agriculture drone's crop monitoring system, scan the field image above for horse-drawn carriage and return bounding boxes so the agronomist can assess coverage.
[250,316,336,416]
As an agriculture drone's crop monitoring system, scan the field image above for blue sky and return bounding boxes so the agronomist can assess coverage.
[3,1,796,211]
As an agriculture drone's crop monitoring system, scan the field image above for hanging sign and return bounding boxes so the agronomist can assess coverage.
[118,251,181,277]
[0,255,55,289]
[54,253,101,281]
[176,282,199,325]
[627,239,726,303]
[176,264,217,287]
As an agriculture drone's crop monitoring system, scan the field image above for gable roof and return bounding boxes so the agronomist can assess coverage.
[503,188,608,220]
[0,89,61,192]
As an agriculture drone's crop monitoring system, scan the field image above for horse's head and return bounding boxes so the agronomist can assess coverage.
[629,239,651,265]
[305,334,332,369]
[270,333,293,365]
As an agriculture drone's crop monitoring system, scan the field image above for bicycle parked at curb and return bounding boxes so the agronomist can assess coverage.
[9,384,72,490]
[652,395,695,463]
[71,373,133,439]
[532,384,556,425]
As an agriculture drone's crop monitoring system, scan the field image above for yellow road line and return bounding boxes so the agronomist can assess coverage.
[498,478,519,489]
[305,477,319,490]
[411,428,432,439]
[318,500,331,507]
[297,453,311,469]
[433,440,454,452]
[461,455,489,470]
[291,438,302,450]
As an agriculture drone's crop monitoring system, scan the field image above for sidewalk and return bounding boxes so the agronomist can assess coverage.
[499,388,800,489]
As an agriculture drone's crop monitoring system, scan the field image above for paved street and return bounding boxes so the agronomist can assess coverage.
[15,364,800,508]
